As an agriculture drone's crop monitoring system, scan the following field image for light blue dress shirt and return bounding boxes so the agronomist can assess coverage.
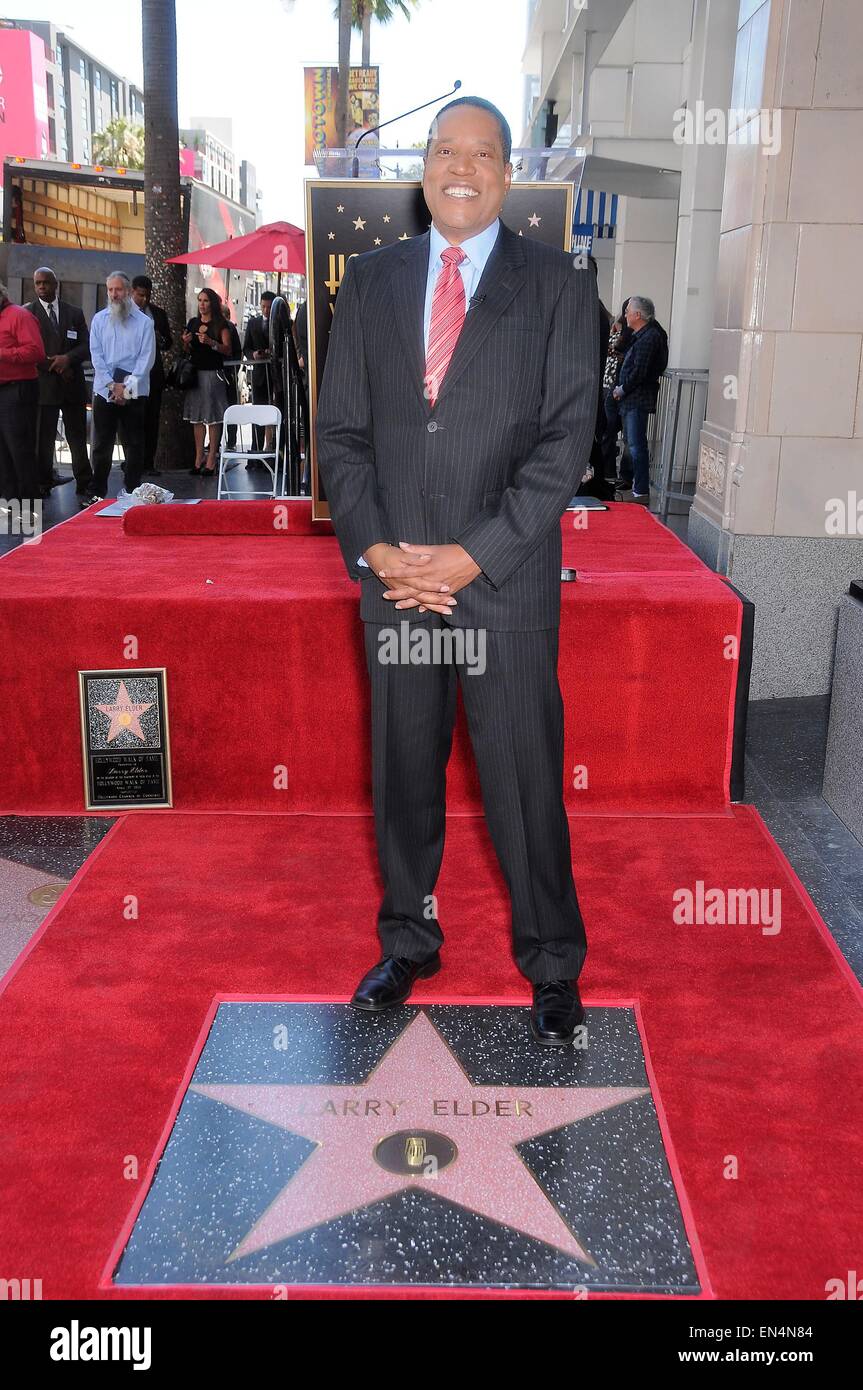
[357,217,501,568]
[423,216,501,355]
[90,300,156,400]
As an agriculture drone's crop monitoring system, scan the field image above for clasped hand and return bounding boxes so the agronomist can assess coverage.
[363,542,481,615]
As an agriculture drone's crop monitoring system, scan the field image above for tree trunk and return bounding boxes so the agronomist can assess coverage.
[335,0,352,149]
[362,6,371,68]
[142,0,188,469]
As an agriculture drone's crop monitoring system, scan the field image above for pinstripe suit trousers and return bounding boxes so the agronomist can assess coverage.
[364,613,587,983]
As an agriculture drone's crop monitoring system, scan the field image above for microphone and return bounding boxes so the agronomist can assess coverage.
[468,292,486,309]
[351,80,462,177]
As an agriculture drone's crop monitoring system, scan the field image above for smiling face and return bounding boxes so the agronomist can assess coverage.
[423,104,511,245]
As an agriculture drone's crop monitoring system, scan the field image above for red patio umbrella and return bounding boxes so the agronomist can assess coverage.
[167,220,306,275]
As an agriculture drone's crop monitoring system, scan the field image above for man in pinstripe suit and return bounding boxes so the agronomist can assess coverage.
[317,97,600,1046]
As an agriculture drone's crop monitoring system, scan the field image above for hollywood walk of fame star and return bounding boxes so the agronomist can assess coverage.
[353,216,366,231]
[528,212,541,227]
[95,680,153,742]
[192,1011,647,1264]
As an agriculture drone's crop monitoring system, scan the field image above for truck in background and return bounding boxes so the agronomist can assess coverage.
[1,156,265,325]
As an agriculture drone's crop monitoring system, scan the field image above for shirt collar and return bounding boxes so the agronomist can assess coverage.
[39,296,60,315]
[429,217,501,274]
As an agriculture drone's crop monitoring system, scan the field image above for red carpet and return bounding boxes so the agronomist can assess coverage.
[0,502,741,816]
[0,808,861,1300]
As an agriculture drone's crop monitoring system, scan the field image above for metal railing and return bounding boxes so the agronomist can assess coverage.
[648,368,709,520]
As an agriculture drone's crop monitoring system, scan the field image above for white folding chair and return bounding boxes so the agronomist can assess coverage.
[217,404,283,499]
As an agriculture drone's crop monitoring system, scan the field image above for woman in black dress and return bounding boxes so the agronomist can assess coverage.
[181,288,232,475]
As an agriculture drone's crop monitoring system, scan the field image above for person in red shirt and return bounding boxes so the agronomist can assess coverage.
[0,279,43,508]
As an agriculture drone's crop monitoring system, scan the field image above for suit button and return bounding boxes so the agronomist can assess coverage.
[427,421,438,433]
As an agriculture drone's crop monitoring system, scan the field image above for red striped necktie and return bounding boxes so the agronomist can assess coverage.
[424,246,466,406]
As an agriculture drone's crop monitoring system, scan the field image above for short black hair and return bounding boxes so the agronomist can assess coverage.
[131,275,152,293]
[261,291,276,303]
[426,96,512,164]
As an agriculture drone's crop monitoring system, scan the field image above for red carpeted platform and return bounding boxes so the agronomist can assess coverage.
[0,808,861,1300]
[0,501,741,816]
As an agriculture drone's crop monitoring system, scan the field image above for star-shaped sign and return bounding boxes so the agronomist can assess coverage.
[528,212,541,227]
[328,231,335,240]
[95,680,153,742]
[382,213,391,223]
[192,1011,646,1264]
[353,216,366,231]
[336,204,344,213]
[373,237,381,246]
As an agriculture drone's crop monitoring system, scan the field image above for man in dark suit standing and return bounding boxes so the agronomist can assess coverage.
[25,267,93,499]
[131,276,172,475]
[317,97,599,1047]
[242,290,275,459]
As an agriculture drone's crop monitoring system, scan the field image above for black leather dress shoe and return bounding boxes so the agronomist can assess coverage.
[530,980,586,1047]
[350,953,441,1012]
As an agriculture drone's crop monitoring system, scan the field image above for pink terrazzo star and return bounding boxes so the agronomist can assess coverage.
[94,680,153,742]
[192,1011,647,1263]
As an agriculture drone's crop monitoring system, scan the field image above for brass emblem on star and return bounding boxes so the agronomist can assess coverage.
[373,1129,458,1176]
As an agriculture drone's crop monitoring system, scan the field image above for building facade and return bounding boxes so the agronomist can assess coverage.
[522,0,863,699]
[2,18,144,166]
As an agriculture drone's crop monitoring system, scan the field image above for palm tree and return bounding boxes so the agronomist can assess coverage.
[142,0,187,468]
[92,117,145,169]
[336,0,352,149]
[332,1,420,69]
[361,0,420,66]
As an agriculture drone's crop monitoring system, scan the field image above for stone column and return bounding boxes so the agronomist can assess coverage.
[667,0,739,369]
[689,0,863,697]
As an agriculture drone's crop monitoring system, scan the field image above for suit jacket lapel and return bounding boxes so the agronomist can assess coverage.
[433,222,526,407]
[391,230,431,411]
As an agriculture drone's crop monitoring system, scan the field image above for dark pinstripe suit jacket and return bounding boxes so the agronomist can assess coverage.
[316,220,599,630]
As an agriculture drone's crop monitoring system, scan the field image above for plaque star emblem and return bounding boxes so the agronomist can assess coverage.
[528,212,541,227]
[353,216,366,231]
[193,1011,646,1263]
[336,204,344,213]
[382,213,391,222]
[95,680,153,742]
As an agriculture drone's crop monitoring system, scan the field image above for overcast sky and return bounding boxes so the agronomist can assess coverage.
[11,0,530,222]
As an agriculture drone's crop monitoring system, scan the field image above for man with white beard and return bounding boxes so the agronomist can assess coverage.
[87,272,156,503]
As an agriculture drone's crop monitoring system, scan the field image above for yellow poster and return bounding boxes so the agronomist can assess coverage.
[304,66,380,165]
